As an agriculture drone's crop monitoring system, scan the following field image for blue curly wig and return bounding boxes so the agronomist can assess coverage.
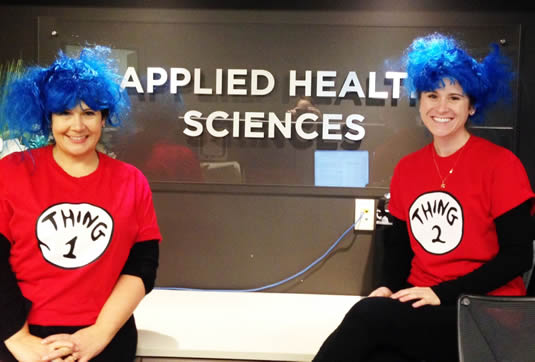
[1,45,130,146]
[404,33,513,123]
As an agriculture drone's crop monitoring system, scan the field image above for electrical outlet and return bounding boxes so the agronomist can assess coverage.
[355,198,376,231]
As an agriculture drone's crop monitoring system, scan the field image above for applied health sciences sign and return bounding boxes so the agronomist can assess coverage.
[121,67,411,142]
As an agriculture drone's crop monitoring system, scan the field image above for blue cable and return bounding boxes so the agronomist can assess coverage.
[157,213,363,293]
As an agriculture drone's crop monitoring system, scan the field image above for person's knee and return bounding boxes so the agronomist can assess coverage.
[342,297,391,325]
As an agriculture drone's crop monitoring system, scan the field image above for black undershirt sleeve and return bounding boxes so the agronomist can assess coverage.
[379,216,414,292]
[0,233,32,342]
[432,200,533,305]
[121,240,159,294]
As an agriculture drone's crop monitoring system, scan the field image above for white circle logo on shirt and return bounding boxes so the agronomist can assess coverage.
[408,191,464,255]
[36,203,114,269]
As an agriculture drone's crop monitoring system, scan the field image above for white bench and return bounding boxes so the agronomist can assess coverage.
[134,289,361,361]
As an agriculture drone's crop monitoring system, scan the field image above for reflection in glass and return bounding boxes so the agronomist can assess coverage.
[44,22,519,189]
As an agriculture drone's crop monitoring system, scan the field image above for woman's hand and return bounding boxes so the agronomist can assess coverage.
[391,286,441,308]
[43,275,146,361]
[4,323,75,362]
[42,325,112,362]
[368,286,393,297]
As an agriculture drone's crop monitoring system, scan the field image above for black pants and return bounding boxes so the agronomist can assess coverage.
[313,297,458,362]
[0,315,137,362]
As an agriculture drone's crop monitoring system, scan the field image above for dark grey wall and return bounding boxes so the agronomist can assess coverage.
[1,2,534,295]
[152,184,381,294]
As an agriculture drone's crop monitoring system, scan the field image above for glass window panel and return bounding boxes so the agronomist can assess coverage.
[39,19,520,188]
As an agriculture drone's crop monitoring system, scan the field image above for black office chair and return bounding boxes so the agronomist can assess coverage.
[457,294,535,362]
[526,241,535,296]
[458,235,535,362]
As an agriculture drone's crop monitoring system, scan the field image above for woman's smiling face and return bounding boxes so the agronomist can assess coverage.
[51,101,105,162]
[419,79,475,143]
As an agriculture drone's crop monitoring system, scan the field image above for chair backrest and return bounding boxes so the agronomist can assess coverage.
[457,294,535,362]
[527,240,535,296]
[528,215,535,296]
